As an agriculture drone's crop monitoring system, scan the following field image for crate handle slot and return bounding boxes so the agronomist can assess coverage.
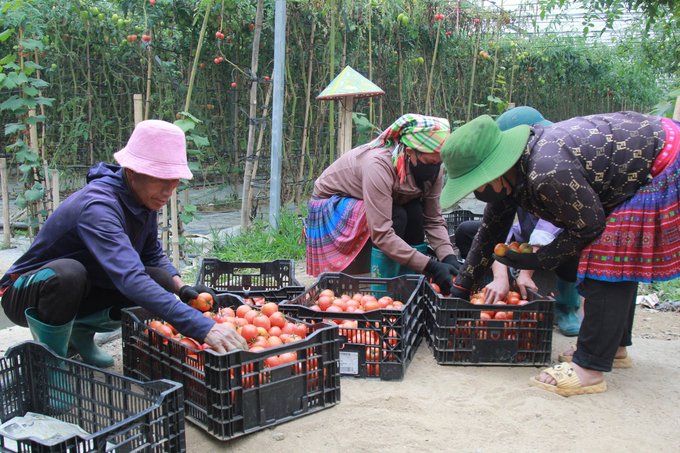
[233,267,262,276]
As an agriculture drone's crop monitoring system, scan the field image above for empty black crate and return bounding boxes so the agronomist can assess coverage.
[121,294,340,441]
[443,210,483,235]
[279,273,425,381]
[0,341,185,452]
[422,282,554,366]
[194,258,305,303]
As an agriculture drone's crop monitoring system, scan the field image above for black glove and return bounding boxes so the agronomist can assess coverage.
[441,255,463,273]
[178,284,217,303]
[492,249,542,270]
[425,259,458,295]
[449,284,471,301]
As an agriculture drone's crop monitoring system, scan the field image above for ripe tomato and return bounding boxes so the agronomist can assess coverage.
[285,334,302,344]
[520,242,533,253]
[281,322,295,335]
[240,324,258,343]
[292,323,307,338]
[494,243,508,257]
[252,337,269,349]
[269,312,286,329]
[179,336,202,350]
[234,317,247,327]
[265,356,280,367]
[431,282,441,294]
[278,352,297,364]
[267,336,283,348]
[220,307,236,318]
[268,326,282,337]
[252,313,271,330]
[261,302,278,317]
[244,310,258,324]
[236,305,252,318]
[508,242,521,253]
[319,289,334,299]
[364,300,380,311]
[378,297,393,308]
[326,305,342,313]
[317,296,333,311]
[331,298,347,311]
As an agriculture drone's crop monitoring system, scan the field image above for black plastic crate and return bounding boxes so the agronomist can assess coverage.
[422,282,554,366]
[278,273,425,381]
[194,258,306,303]
[122,294,340,441]
[443,210,483,235]
[0,341,185,452]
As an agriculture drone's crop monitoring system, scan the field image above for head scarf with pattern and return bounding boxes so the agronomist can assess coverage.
[368,114,450,183]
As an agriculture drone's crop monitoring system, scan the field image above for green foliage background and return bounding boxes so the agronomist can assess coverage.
[0,0,677,203]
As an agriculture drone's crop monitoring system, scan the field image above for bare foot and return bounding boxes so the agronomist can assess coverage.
[534,362,604,387]
[562,346,628,360]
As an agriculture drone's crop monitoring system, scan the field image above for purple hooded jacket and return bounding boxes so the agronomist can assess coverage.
[1,163,214,340]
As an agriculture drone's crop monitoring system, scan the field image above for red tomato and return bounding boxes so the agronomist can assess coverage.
[278,352,297,364]
[267,336,283,348]
[244,310,258,324]
[265,356,280,367]
[317,296,333,311]
[269,312,286,329]
[252,313,271,330]
[179,336,202,350]
[236,305,253,318]
[240,324,258,343]
[268,326,282,337]
[494,243,508,257]
[220,307,236,318]
[292,323,307,338]
[282,323,295,335]
[261,302,278,317]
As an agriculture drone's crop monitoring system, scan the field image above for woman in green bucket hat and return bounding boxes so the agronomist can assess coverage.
[439,111,680,397]
[453,106,583,337]
[306,114,461,294]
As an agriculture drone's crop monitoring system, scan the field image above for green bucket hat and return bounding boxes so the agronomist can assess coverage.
[439,115,531,209]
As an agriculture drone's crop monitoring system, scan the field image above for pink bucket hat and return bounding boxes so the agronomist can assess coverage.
[114,120,193,180]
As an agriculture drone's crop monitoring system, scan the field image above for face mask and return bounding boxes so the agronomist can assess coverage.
[473,176,510,203]
[409,153,441,182]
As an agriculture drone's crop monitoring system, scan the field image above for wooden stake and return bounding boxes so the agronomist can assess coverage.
[1,158,10,246]
[171,191,179,268]
[673,95,680,121]
[133,94,143,126]
[51,169,60,210]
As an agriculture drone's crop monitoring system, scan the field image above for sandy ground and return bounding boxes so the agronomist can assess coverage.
[1,251,680,452]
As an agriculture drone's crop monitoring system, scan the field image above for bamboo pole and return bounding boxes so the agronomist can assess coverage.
[296,21,316,205]
[247,83,273,217]
[240,0,264,228]
[1,158,9,246]
[171,192,179,267]
[51,169,60,210]
[426,20,442,116]
[133,94,144,125]
[673,95,680,121]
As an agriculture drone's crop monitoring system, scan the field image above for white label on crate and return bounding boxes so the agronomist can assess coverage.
[339,351,359,375]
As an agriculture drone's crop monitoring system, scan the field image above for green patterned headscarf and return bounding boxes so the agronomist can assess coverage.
[369,114,450,183]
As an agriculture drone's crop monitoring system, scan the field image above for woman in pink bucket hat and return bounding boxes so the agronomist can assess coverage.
[0,120,247,368]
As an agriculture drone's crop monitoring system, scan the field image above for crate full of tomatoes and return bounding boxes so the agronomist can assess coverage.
[278,273,425,381]
[422,282,554,366]
[194,258,305,304]
[121,293,340,441]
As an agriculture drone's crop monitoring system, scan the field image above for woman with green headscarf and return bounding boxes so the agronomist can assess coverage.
[306,114,461,294]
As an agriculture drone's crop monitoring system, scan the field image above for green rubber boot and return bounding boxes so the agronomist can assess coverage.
[69,307,121,368]
[25,307,74,358]
[25,308,75,412]
[555,276,582,336]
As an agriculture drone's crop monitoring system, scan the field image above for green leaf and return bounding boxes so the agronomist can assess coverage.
[23,85,38,97]
[173,118,196,132]
[0,95,24,111]
[0,29,13,42]
[22,97,37,108]
[25,61,44,71]
[2,72,19,89]
[186,149,201,155]
[4,122,23,135]
[14,194,27,209]
[25,115,46,125]
[0,53,16,64]
[24,189,44,201]
[29,78,49,88]
[184,204,198,213]
[34,96,55,106]
[179,213,194,223]
[188,162,201,171]
[187,133,209,147]
[3,62,19,71]
[20,38,43,51]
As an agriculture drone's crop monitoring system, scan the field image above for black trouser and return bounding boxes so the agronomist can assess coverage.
[573,278,637,372]
[2,258,175,326]
[391,199,425,245]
